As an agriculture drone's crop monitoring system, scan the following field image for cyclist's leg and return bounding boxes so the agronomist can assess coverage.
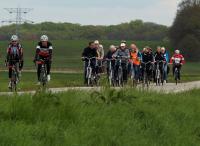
[122,63,128,83]
[163,63,167,81]
[172,65,175,76]
[19,60,24,71]
[84,61,88,84]
[37,64,42,82]
[178,65,182,80]
[46,61,51,75]
[134,65,140,80]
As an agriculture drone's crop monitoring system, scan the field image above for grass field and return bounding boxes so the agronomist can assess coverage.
[0,89,200,145]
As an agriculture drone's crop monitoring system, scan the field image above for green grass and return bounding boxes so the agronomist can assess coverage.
[0,89,200,145]
[0,72,83,92]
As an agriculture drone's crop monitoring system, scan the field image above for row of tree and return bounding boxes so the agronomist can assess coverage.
[170,0,200,61]
[0,20,168,41]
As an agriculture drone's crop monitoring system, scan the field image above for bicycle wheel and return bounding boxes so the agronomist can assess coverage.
[109,69,113,86]
[174,68,178,85]
[10,70,17,92]
[86,67,92,86]
[40,66,47,87]
[118,67,123,87]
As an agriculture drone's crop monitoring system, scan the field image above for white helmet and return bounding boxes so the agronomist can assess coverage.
[175,50,180,54]
[94,40,99,45]
[11,35,19,41]
[40,35,48,41]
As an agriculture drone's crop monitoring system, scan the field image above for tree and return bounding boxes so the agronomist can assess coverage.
[170,0,200,61]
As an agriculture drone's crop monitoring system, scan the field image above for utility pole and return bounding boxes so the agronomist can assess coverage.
[1,7,34,36]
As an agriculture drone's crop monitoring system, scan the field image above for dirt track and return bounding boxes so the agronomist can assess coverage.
[0,81,200,96]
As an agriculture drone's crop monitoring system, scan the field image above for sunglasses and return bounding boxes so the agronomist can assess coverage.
[12,41,17,43]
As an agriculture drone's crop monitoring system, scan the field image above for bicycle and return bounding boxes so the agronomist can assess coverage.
[83,57,99,86]
[174,63,181,85]
[106,59,115,86]
[9,61,20,92]
[141,61,152,88]
[155,60,165,86]
[130,61,140,87]
[114,56,128,87]
[36,59,48,87]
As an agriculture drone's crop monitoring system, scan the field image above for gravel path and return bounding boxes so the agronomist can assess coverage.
[0,81,200,96]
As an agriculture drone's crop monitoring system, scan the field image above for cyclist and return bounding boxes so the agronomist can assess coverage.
[170,50,185,81]
[105,45,117,77]
[161,47,170,83]
[141,47,154,80]
[6,35,24,88]
[34,35,53,85]
[129,44,142,82]
[94,40,104,74]
[113,43,130,83]
[154,46,166,82]
[82,41,98,84]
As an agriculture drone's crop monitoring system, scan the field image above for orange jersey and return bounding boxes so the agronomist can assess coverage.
[130,52,141,65]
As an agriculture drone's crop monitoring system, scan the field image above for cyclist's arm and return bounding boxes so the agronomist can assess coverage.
[48,45,53,61]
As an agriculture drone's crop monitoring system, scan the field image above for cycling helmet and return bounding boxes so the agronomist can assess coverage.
[94,40,99,44]
[11,35,19,41]
[121,40,127,44]
[40,35,48,41]
[120,43,126,47]
[175,50,180,54]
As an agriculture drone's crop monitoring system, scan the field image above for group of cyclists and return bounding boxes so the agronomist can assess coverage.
[82,40,185,86]
[5,34,53,89]
[4,35,185,90]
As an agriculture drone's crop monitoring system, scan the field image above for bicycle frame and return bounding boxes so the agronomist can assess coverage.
[155,61,165,86]
[36,59,48,86]
[10,62,19,92]
[83,57,97,86]
[141,61,152,87]
[115,56,128,87]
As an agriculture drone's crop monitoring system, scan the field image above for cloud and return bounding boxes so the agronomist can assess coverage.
[0,0,181,26]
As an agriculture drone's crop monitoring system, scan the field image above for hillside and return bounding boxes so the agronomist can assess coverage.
[0,20,168,41]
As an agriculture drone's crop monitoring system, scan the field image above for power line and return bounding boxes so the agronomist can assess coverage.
[1,7,34,36]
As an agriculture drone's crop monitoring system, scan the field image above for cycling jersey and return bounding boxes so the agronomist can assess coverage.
[170,54,185,64]
[36,42,53,59]
[7,43,23,61]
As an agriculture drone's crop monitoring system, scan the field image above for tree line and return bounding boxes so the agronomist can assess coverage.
[0,20,168,41]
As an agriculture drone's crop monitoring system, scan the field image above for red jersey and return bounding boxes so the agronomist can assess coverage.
[170,54,185,64]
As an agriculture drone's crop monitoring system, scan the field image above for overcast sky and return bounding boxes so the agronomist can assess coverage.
[0,0,181,26]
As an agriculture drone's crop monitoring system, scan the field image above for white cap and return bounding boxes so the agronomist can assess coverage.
[94,40,99,44]
[120,43,126,47]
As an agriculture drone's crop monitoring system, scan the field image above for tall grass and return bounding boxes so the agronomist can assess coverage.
[0,88,200,145]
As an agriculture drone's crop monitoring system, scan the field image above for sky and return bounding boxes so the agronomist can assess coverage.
[0,0,181,26]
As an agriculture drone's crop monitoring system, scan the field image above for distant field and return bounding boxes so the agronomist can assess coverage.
[0,40,170,70]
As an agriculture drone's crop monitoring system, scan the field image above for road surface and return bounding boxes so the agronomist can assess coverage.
[0,81,200,96]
